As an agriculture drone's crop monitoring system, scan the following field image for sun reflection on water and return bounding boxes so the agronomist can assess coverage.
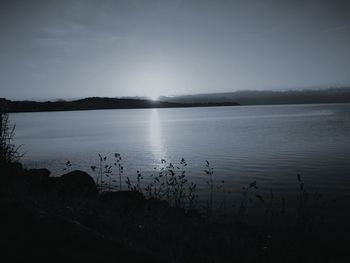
[148,109,167,163]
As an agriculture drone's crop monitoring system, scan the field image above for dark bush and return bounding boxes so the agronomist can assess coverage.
[0,109,22,164]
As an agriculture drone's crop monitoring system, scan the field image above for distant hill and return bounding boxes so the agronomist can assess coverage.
[2,87,349,113]
[0,97,239,113]
[158,87,350,105]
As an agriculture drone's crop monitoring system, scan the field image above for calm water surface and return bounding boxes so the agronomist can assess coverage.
[11,103,350,208]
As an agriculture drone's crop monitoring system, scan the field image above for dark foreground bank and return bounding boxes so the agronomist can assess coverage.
[1,161,349,263]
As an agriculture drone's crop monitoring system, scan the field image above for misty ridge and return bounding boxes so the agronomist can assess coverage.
[159,87,350,105]
[2,87,350,113]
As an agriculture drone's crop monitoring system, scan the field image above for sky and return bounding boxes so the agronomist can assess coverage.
[1,0,350,100]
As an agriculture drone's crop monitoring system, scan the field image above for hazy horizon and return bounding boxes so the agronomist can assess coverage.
[2,86,349,102]
[1,0,350,100]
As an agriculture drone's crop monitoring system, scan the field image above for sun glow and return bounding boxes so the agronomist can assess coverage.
[139,70,164,101]
[128,61,179,101]
[149,94,160,101]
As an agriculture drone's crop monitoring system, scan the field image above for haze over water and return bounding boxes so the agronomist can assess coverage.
[11,103,350,206]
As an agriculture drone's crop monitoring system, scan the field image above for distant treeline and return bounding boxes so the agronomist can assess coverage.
[0,97,239,113]
[158,87,350,105]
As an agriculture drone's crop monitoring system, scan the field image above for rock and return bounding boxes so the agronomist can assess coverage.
[0,161,25,191]
[99,190,145,202]
[0,161,23,176]
[8,161,23,171]
[98,191,146,214]
[52,170,98,201]
[26,168,51,180]
[25,168,51,195]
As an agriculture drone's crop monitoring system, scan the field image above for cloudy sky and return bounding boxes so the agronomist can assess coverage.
[1,0,350,100]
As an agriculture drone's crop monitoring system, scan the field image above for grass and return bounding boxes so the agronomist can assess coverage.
[77,151,337,227]
[88,155,200,211]
[0,111,23,164]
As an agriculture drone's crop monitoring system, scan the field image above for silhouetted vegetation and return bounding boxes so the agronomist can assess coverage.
[2,155,348,262]
[0,108,22,164]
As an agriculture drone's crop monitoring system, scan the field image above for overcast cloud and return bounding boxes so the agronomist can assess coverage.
[1,0,350,100]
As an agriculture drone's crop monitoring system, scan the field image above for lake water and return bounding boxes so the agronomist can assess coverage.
[10,103,350,212]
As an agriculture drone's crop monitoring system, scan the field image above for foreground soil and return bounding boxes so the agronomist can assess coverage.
[1,162,349,262]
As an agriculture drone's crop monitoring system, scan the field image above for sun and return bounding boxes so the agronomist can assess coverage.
[129,62,174,101]
[149,93,160,101]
